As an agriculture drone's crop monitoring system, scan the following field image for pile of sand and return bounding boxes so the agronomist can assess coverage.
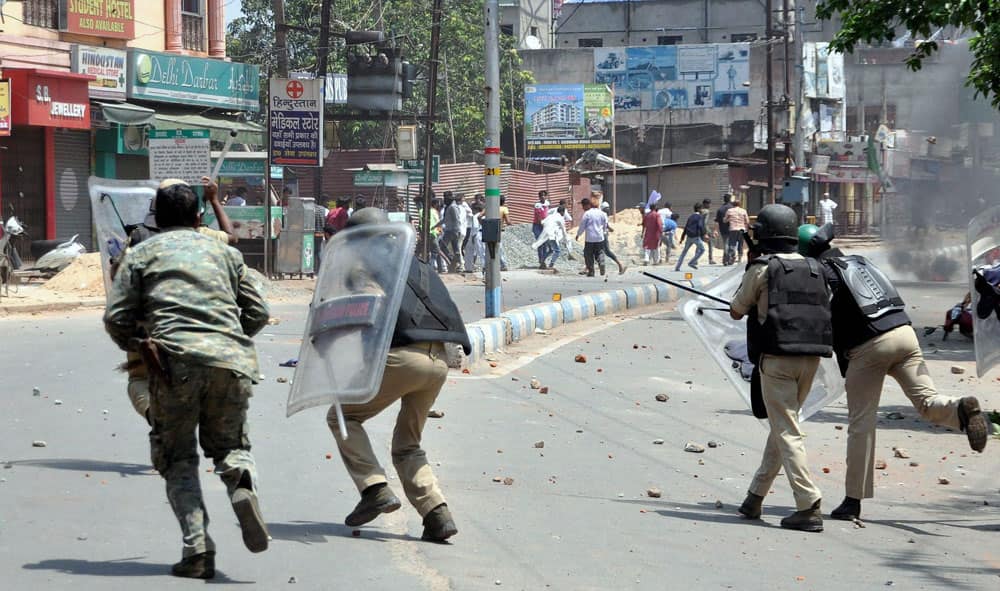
[606,208,646,256]
[42,252,106,298]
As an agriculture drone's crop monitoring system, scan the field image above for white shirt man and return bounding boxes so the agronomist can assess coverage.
[819,194,838,226]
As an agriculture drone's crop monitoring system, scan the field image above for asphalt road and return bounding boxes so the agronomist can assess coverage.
[1,262,997,590]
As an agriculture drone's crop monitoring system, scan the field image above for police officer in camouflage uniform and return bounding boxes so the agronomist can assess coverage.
[104,182,270,579]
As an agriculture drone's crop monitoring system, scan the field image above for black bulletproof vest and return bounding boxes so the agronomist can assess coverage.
[747,255,833,358]
[392,256,472,354]
[819,250,909,354]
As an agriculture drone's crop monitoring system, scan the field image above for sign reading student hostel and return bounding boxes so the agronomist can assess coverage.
[127,49,261,111]
[60,0,136,40]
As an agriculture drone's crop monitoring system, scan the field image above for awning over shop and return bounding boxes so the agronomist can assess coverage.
[154,109,264,145]
[95,101,156,126]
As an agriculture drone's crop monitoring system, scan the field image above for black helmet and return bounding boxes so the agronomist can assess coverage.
[345,207,390,227]
[753,204,798,241]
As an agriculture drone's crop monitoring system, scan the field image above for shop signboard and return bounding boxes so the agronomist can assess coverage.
[0,81,10,136]
[203,206,283,240]
[212,157,267,177]
[269,78,324,167]
[148,129,211,184]
[524,84,612,150]
[400,156,439,183]
[72,45,127,100]
[128,49,261,111]
[5,69,92,130]
[60,0,136,40]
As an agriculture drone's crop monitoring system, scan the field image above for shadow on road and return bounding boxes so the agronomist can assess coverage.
[615,499,793,528]
[6,458,154,477]
[266,520,418,545]
[21,557,253,583]
[806,404,972,436]
[876,548,1000,591]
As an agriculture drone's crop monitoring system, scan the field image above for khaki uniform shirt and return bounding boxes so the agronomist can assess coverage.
[105,228,269,381]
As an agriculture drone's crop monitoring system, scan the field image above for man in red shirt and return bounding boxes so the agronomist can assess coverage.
[324,198,350,238]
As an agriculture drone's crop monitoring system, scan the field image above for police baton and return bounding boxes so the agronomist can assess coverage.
[641,271,731,306]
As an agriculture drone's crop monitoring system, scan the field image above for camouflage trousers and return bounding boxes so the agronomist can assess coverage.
[149,359,259,558]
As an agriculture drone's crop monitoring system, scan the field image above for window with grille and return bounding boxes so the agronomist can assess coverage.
[23,0,58,28]
[730,33,758,43]
[578,38,603,48]
[182,0,205,52]
[657,35,683,46]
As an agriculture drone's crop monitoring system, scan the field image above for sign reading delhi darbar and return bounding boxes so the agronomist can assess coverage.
[127,49,261,111]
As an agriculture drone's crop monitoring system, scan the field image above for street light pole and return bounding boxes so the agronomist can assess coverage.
[484,0,503,318]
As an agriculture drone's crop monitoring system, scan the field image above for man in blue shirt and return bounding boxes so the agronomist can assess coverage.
[674,204,706,271]
[575,197,608,276]
[660,211,679,265]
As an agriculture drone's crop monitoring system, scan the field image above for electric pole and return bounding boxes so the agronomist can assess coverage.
[420,0,444,260]
[782,0,792,181]
[315,0,333,202]
[765,0,775,203]
[272,0,288,77]
[484,0,503,318]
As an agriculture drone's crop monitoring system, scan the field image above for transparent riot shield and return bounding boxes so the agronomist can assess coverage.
[89,177,159,299]
[679,268,844,424]
[288,223,416,434]
[967,204,1000,377]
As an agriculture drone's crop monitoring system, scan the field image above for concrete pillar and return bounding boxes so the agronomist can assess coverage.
[165,0,183,52]
[208,0,226,58]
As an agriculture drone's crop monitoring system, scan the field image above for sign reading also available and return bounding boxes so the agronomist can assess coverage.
[0,81,10,136]
[270,78,324,167]
[60,0,136,40]
[72,45,127,99]
[148,129,211,184]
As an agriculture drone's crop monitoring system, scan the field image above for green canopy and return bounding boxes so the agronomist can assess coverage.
[154,109,264,145]
[95,101,156,126]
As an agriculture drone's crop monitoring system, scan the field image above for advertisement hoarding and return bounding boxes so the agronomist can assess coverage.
[524,84,612,151]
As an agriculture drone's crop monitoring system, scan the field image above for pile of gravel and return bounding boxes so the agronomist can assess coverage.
[501,223,579,272]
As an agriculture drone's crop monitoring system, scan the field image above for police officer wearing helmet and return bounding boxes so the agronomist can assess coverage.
[799,223,988,522]
[731,204,832,532]
[326,208,472,543]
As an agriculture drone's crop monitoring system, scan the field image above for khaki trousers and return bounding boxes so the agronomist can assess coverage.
[843,325,960,499]
[749,354,823,510]
[327,342,449,517]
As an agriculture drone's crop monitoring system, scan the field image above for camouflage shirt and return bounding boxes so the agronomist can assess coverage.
[104,227,269,381]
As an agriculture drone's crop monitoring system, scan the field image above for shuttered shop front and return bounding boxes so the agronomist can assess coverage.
[54,129,93,249]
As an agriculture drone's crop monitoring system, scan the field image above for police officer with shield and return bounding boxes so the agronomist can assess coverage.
[731,204,833,532]
[322,208,472,542]
[799,223,989,521]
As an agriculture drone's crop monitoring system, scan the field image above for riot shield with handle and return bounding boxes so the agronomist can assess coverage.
[89,177,159,299]
[287,222,416,437]
[679,267,844,423]
[967,204,1000,377]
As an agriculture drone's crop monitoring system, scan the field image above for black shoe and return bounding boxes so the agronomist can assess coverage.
[421,503,458,542]
[539,262,547,270]
[780,500,824,532]
[171,552,215,579]
[232,488,269,553]
[830,496,861,521]
[599,264,606,275]
[738,492,763,520]
[958,396,989,453]
[345,483,402,527]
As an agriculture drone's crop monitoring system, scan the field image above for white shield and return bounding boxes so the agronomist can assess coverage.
[967,204,1000,377]
[679,268,844,424]
[287,223,417,430]
[88,177,159,299]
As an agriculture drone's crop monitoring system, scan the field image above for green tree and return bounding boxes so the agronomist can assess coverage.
[226,0,533,159]
[817,1,1000,107]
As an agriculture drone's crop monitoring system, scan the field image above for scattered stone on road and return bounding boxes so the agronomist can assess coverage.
[54,400,63,406]
[938,477,951,485]
[886,412,905,420]
[530,378,541,389]
[875,459,887,470]
[534,441,545,449]
[893,448,910,459]
[503,477,514,486]
[653,439,665,445]
[714,500,724,509]
[574,354,588,363]
[951,365,966,375]
[276,377,288,383]
[492,476,503,483]
[655,394,669,402]
[646,488,662,498]
[909,461,920,467]
[834,425,844,430]
[288,575,297,583]
[539,386,549,394]
[32,441,47,448]
[32,387,40,396]
[427,410,445,419]
[684,442,705,453]
[707,441,720,448]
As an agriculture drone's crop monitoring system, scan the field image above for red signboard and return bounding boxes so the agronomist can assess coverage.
[60,0,136,40]
[5,69,94,130]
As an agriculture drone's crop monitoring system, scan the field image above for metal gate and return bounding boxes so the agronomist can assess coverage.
[54,129,93,249]
[0,128,45,261]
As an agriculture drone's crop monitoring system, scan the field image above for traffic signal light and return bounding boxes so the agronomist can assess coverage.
[347,47,404,112]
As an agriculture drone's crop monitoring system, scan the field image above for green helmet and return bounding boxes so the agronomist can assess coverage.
[797,224,819,256]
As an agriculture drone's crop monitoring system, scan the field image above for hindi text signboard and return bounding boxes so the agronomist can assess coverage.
[270,78,324,167]
[148,129,211,184]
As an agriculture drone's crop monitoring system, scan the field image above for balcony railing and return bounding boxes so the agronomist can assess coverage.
[182,14,205,52]
[24,0,58,28]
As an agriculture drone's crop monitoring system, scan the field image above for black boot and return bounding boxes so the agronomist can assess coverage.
[830,496,861,521]
[958,396,989,453]
[422,503,458,542]
[780,500,824,532]
[345,483,402,527]
[171,552,215,579]
[738,491,764,520]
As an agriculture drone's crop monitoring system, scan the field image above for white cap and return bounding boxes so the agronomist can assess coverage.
[601,201,610,210]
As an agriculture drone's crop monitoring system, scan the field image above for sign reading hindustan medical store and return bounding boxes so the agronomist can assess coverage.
[71,45,127,100]
[127,49,261,111]
[60,0,136,40]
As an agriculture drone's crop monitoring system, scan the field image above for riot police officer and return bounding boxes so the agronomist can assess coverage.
[731,204,833,532]
[799,223,989,521]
